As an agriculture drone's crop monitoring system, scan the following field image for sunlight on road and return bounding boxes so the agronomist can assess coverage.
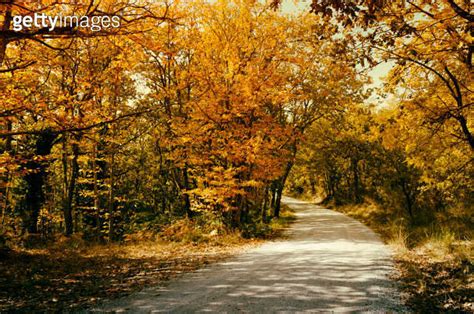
[88,197,406,313]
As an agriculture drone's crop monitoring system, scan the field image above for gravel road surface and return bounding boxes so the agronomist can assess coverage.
[87,196,406,313]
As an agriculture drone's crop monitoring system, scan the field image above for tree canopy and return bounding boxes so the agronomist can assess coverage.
[0,0,471,249]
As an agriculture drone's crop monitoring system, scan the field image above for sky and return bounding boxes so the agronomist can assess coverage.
[280,0,310,14]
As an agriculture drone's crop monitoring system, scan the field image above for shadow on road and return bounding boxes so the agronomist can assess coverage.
[88,197,405,313]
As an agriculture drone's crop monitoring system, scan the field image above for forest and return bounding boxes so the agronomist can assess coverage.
[0,0,472,312]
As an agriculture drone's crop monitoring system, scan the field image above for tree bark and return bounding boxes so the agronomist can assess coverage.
[182,165,193,218]
[273,161,293,218]
[63,141,79,236]
[108,151,115,241]
[23,130,57,233]
[261,187,269,223]
[401,180,414,219]
[352,159,362,203]
[270,184,276,209]
[456,114,474,150]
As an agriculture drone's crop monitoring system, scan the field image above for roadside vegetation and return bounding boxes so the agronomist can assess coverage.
[0,205,295,312]
[332,202,472,312]
[290,186,471,312]
[286,106,472,311]
[287,107,472,311]
[1,0,355,250]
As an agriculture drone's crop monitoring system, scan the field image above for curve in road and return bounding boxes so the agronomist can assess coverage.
[88,196,406,313]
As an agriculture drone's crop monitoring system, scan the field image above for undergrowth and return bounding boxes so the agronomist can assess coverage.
[160,204,296,242]
[0,205,296,312]
[331,201,473,312]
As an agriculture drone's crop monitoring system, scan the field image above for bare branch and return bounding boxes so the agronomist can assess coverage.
[0,109,152,138]
[446,0,474,22]
[0,60,35,73]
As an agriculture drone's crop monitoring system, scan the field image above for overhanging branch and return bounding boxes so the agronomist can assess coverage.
[0,108,152,138]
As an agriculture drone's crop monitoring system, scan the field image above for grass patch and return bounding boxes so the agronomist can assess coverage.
[267,205,297,238]
[330,202,473,312]
[241,205,297,239]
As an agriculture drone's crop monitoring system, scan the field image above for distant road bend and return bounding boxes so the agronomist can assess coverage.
[89,196,406,313]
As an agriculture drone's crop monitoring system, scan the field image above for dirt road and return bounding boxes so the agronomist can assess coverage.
[88,197,406,313]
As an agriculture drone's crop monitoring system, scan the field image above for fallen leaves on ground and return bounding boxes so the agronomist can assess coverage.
[0,237,260,312]
[393,247,473,312]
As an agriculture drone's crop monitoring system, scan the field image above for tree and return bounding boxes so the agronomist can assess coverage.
[1,20,142,236]
[284,0,473,151]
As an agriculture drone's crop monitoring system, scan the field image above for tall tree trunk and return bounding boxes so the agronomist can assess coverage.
[352,159,362,203]
[63,141,79,236]
[182,165,193,218]
[62,138,68,210]
[1,171,11,232]
[24,130,57,233]
[309,176,316,195]
[92,141,100,238]
[5,120,12,152]
[1,121,12,232]
[108,151,115,242]
[261,187,269,223]
[273,161,293,218]
[273,182,284,218]
[401,180,414,219]
[270,184,276,209]
[239,195,248,224]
